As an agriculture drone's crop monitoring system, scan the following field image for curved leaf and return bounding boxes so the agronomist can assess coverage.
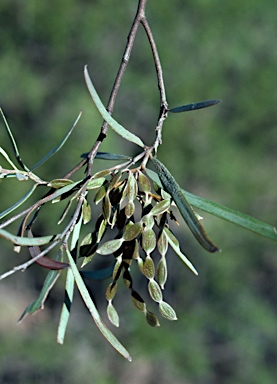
[18,251,63,322]
[0,108,29,171]
[30,112,82,171]
[0,184,38,220]
[84,66,145,148]
[0,228,60,246]
[66,249,132,361]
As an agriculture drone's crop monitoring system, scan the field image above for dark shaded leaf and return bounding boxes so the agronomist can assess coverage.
[169,99,221,113]
[150,159,219,252]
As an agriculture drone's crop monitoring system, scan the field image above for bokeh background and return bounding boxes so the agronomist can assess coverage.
[0,0,276,383]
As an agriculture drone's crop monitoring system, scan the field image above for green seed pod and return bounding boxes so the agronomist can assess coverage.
[123,269,132,289]
[125,172,138,201]
[159,300,178,320]
[123,222,142,241]
[97,238,123,255]
[138,170,152,194]
[143,254,155,279]
[125,201,135,218]
[156,257,167,289]
[107,172,122,193]
[150,199,171,216]
[82,199,91,224]
[107,302,119,327]
[145,310,160,327]
[47,179,74,188]
[105,282,117,301]
[112,255,123,281]
[87,177,106,190]
[102,195,112,222]
[131,290,146,312]
[94,185,106,205]
[92,169,111,179]
[141,214,154,229]
[148,279,162,303]
[157,230,168,257]
[142,228,156,254]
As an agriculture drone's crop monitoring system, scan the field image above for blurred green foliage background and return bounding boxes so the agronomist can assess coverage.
[0,0,276,383]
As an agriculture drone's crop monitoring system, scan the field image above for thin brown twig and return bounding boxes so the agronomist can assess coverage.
[86,0,148,176]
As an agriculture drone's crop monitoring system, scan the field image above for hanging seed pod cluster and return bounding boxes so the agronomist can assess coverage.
[78,164,207,328]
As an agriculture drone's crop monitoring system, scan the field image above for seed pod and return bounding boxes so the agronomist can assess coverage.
[92,169,111,179]
[112,256,123,281]
[102,195,112,222]
[82,199,91,224]
[107,172,122,193]
[156,257,167,289]
[148,279,162,303]
[97,238,123,255]
[123,222,142,241]
[106,282,117,301]
[125,201,135,219]
[141,214,154,229]
[87,177,106,190]
[142,228,156,254]
[94,185,106,205]
[157,230,168,257]
[150,199,171,216]
[159,300,178,321]
[125,172,138,201]
[138,171,151,194]
[131,290,146,312]
[123,269,132,289]
[107,302,119,327]
[143,254,155,279]
[145,311,160,327]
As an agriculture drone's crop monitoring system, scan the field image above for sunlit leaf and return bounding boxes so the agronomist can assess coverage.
[97,238,123,255]
[66,249,132,361]
[57,266,75,344]
[48,179,74,188]
[84,66,145,148]
[163,227,198,276]
[18,251,63,322]
[0,228,60,246]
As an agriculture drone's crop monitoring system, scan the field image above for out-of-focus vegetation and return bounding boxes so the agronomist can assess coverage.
[0,0,276,383]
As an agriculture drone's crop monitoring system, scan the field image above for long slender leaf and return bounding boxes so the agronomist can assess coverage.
[0,229,60,246]
[163,227,198,275]
[57,267,75,344]
[30,112,82,171]
[0,184,38,220]
[66,249,132,361]
[84,66,145,148]
[81,151,131,160]
[0,108,29,171]
[183,190,277,242]
[18,252,63,322]
[146,168,277,242]
[169,99,221,113]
